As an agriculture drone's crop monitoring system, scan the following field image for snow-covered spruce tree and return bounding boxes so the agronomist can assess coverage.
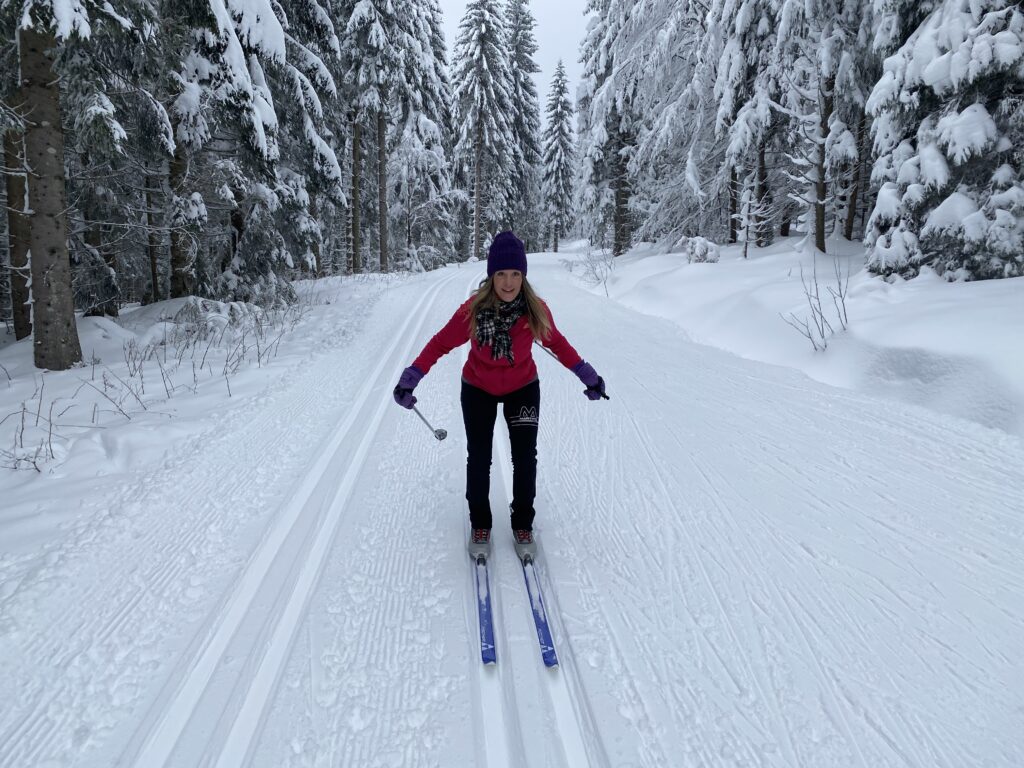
[708,0,783,247]
[341,0,413,273]
[451,0,516,258]
[388,0,456,271]
[773,0,879,254]
[58,0,161,317]
[575,0,637,255]
[613,1,720,244]
[262,0,344,280]
[541,61,575,251]
[505,0,543,250]
[865,0,1023,280]
[158,0,283,301]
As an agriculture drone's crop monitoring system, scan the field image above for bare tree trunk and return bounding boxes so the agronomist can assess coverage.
[310,196,323,276]
[4,128,31,339]
[19,26,82,370]
[405,166,413,263]
[755,141,771,247]
[815,75,835,254]
[612,124,631,257]
[145,172,161,303]
[474,119,483,260]
[169,140,191,297]
[844,107,867,242]
[728,165,739,244]
[351,116,362,273]
[377,108,388,273]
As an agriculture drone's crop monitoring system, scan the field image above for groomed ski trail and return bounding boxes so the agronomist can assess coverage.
[529,261,1024,767]
[124,269,466,767]
[0,277,432,768]
[3,252,1022,768]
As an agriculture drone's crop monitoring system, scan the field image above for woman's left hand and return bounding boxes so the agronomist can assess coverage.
[584,376,607,400]
[572,361,609,401]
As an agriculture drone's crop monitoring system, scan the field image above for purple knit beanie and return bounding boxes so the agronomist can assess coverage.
[487,231,528,276]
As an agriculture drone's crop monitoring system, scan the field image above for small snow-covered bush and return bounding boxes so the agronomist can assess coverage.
[685,237,720,264]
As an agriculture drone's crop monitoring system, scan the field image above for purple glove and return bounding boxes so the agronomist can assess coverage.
[393,365,424,409]
[571,361,607,401]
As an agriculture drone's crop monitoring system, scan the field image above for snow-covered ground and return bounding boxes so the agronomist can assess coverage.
[1,250,1022,767]
[584,237,1024,437]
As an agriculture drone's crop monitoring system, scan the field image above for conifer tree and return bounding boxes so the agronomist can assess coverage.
[865,0,1024,279]
[505,0,543,248]
[389,0,455,269]
[451,0,515,258]
[541,61,575,252]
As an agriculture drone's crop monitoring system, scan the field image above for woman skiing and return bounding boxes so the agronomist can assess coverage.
[392,231,607,559]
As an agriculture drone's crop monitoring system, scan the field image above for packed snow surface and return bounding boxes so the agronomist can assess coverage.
[1,249,1022,767]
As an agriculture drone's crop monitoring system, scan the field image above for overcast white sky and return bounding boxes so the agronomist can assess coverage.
[436,0,591,123]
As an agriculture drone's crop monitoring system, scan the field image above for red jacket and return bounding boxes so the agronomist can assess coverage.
[413,298,583,396]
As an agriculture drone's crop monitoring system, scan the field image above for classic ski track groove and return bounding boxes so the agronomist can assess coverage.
[494,422,594,768]
[126,269,462,767]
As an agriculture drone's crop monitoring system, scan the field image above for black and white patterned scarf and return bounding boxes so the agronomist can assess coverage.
[476,293,527,365]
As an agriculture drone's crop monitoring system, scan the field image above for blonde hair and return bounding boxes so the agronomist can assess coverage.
[466,276,552,341]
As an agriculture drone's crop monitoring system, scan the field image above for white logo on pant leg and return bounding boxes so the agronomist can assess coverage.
[509,406,538,427]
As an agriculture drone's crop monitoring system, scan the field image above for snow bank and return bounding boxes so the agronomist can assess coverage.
[563,237,1024,437]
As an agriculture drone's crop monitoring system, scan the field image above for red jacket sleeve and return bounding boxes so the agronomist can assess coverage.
[411,300,472,374]
[540,303,583,370]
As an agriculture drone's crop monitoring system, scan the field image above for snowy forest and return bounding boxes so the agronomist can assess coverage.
[2,0,1023,372]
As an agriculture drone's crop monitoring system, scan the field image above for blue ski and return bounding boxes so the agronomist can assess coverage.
[474,556,497,664]
[520,556,558,667]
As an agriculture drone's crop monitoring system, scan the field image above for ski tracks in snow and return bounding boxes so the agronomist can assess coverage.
[456,315,609,768]
[533,269,1024,768]
[0,268,463,767]
[123,269,466,767]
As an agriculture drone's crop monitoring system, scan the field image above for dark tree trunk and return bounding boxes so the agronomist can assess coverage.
[310,196,323,276]
[351,116,362,274]
[814,75,835,254]
[377,109,389,273]
[229,191,245,262]
[4,128,31,340]
[145,173,161,303]
[169,140,192,297]
[755,141,771,247]
[845,107,867,242]
[612,124,631,257]
[19,26,82,370]
[728,166,739,244]
[474,119,483,260]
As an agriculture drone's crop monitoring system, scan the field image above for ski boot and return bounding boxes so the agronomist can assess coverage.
[468,527,491,560]
[513,529,537,561]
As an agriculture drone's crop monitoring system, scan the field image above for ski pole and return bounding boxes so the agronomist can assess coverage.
[412,405,448,441]
[534,342,611,400]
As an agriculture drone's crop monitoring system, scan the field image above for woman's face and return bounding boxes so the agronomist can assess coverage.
[493,270,523,302]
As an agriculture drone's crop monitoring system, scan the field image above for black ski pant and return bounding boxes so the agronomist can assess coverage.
[461,378,540,531]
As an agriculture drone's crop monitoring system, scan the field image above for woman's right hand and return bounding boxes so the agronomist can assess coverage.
[393,365,424,409]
